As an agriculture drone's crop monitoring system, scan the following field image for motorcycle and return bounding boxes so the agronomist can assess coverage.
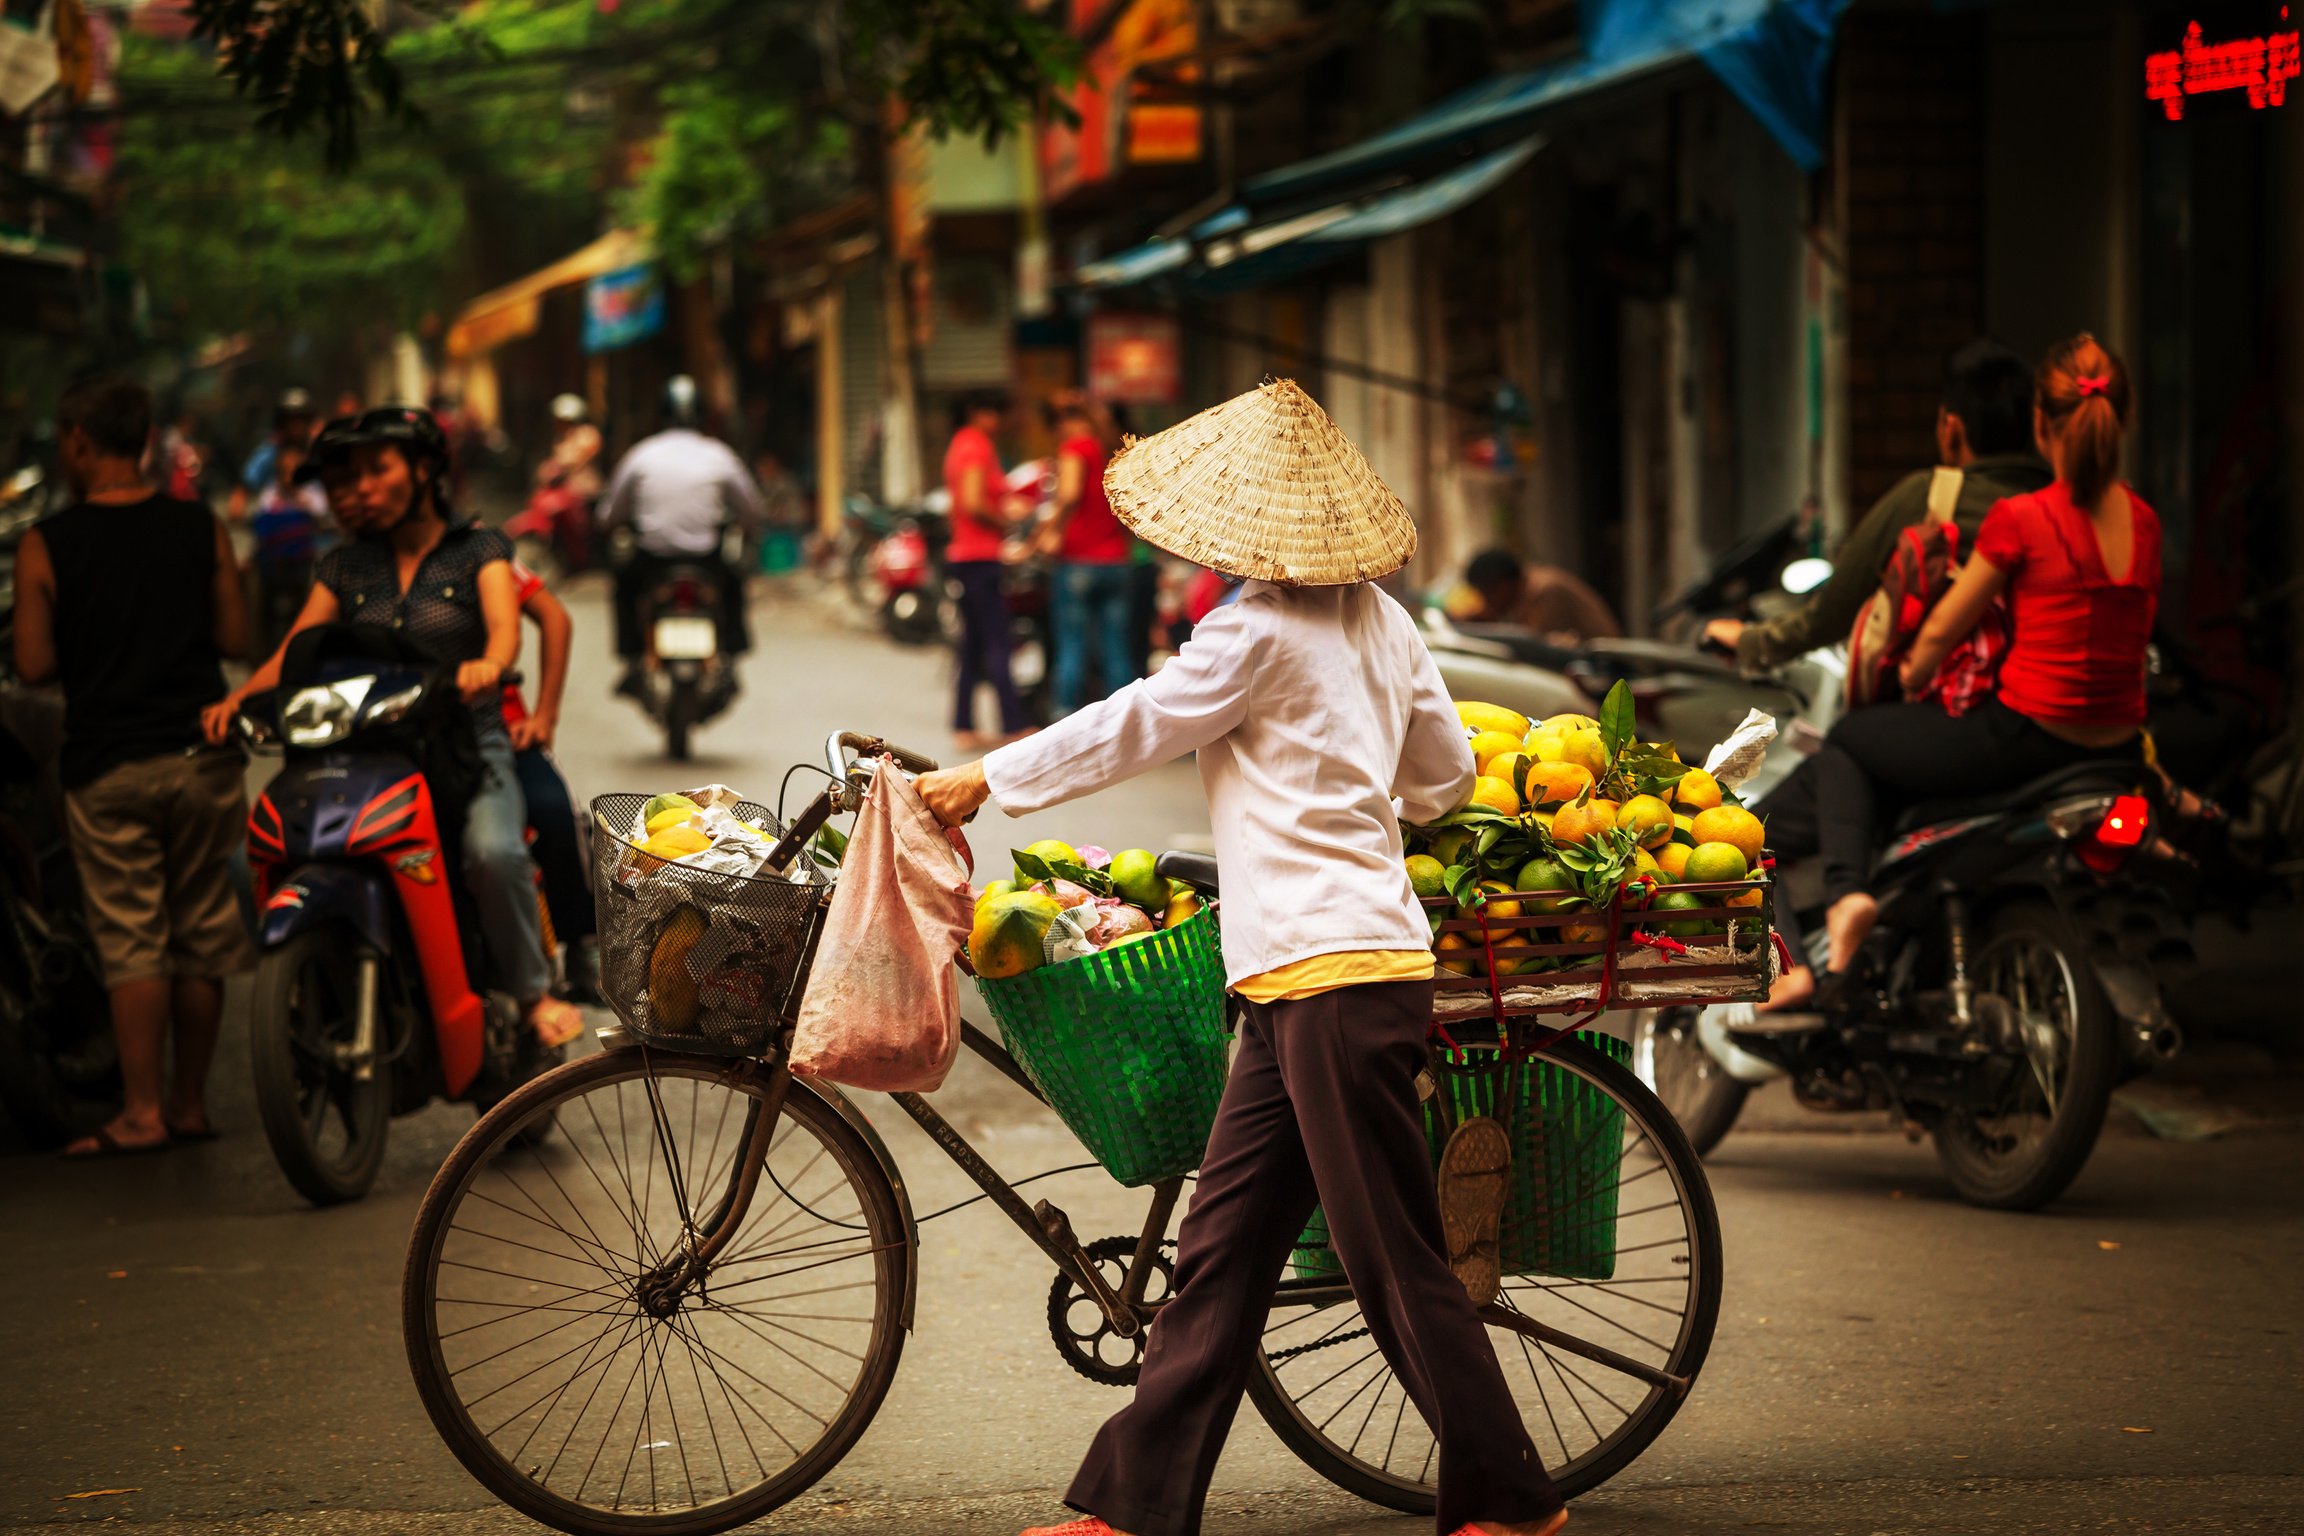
[620,528,745,761]
[872,507,946,646]
[1633,736,2192,1211]
[237,625,562,1204]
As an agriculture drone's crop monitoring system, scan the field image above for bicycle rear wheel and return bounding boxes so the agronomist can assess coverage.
[1249,1035,1722,1509]
[404,1048,909,1536]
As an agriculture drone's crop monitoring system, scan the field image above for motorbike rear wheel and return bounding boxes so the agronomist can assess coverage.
[251,928,392,1206]
[1931,902,2119,1211]
[663,682,696,762]
[1629,1006,1750,1157]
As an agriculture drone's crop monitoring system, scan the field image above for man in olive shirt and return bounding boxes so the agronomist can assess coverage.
[1707,340,2049,671]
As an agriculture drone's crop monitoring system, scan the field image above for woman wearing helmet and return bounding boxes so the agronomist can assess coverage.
[205,406,583,1048]
[527,393,602,570]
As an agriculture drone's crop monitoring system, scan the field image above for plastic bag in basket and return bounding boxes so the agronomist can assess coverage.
[791,761,972,1091]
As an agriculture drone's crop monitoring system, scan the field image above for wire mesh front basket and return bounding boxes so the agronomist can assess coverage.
[589,794,829,1056]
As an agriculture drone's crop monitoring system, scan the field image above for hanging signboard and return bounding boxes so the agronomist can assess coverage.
[583,263,665,354]
[1087,313,1182,405]
[2145,16,2301,119]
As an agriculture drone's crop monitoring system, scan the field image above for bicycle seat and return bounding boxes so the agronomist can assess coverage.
[1157,850,1219,896]
[1892,759,2143,834]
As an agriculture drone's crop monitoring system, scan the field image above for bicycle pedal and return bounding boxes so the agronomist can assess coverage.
[1033,1199,1080,1247]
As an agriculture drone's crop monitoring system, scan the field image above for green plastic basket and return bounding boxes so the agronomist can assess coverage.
[1292,1032,1630,1283]
[973,910,1229,1187]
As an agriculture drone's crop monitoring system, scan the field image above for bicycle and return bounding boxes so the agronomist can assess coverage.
[402,733,1724,1535]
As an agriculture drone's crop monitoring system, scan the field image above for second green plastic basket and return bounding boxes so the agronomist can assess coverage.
[973,909,1229,1187]
[1292,1032,1630,1283]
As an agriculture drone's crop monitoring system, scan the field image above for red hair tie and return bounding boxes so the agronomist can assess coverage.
[2074,374,2111,398]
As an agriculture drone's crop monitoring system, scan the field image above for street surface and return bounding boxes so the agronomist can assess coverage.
[5,581,2301,1534]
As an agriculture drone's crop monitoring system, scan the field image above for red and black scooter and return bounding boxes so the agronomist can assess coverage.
[239,626,562,1205]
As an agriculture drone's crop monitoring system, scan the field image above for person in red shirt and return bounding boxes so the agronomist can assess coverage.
[943,390,1031,748]
[1767,334,2160,989]
[1035,391,1139,714]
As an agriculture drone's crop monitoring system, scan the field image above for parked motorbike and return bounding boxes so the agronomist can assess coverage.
[236,625,562,1204]
[872,506,946,646]
[618,528,745,761]
[502,481,591,580]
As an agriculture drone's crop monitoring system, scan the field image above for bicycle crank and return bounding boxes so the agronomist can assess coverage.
[1047,1236,1176,1386]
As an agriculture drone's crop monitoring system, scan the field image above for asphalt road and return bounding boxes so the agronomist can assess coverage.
[5,581,2301,1534]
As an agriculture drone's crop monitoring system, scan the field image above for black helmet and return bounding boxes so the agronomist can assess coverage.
[292,406,451,497]
[663,374,699,428]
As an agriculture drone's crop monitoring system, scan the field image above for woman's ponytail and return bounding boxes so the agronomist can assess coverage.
[2037,333,2132,508]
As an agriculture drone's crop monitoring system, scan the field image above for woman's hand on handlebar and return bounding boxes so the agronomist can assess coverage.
[917,761,990,827]
[457,658,504,701]
[1700,618,1745,657]
[200,690,244,746]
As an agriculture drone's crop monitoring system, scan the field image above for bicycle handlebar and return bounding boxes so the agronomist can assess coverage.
[824,731,940,783]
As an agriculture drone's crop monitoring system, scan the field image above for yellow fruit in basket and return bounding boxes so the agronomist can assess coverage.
[1524,725,1565,761]
[1653,842,1693,880]
[1461,880,1523,920]
[1673,767,1724,812]
[1456,702,1531,739]
[1617,794,1675,849]
[1404,855,1448,899]
[1550,797,1618,848]
[643,792,700,825]
[1468,731,1522,772]
[1523,761,1593,808]
[1468,776,1521,815]
[1108,849,1166,913]
[1561,912,1610,946]
[1690,806,1765,865]
[1726,875,1766,910]
[970,891,1062,979]
[1164,890,1204,928]
[975,879,1019,911]
[1683,841,1750,885]
[642,824,712,859]
[1557,725,1609,778]
[1542,712,1600,733]
[1427,825,1474,868]
[648,904,709,1030]
[1435,931,1485,977]
[1671,812,1698,846]
[1015,838,1082,883]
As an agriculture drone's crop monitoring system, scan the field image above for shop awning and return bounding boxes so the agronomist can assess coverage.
[1077,136,1542,295]
[1077,0,1848,295]
[446,228,649,360]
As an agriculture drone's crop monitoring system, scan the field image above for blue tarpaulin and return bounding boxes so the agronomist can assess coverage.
[1079,0,1849,294]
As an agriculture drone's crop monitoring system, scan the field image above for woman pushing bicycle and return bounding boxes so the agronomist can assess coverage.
[918,381,1569,1536]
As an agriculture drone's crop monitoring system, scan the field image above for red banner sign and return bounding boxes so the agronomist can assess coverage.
[1088,314,1182,406]
[2146,17,2301,120]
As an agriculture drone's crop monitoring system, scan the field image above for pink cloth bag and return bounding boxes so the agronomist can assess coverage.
[790,760,971,1091]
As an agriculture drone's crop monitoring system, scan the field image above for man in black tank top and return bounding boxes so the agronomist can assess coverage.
[11,377,254,1157]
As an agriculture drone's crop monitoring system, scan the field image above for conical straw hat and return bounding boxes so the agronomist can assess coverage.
[1103,378,1416,586]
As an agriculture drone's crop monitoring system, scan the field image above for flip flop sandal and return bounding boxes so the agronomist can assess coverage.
[63,1125,175,1159]
[1437,1115,1512,1307]
[1019,1520,1120,1536]
[1446,1512,1568,1536]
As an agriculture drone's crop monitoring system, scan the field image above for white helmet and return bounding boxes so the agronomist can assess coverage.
[550,393,588,424]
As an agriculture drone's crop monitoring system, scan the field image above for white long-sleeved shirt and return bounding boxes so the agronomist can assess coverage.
[599,428,765,556]
[982,581,1476,986]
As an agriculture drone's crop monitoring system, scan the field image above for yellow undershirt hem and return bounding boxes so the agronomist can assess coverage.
[1234,949,1437,1004]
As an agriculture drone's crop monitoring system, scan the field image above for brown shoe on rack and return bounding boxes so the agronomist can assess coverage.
[1437,1115,1512,1307]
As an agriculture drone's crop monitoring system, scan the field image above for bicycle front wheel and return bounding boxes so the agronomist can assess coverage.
[1249,1034,1723,1509]
[403,1048,909,1536]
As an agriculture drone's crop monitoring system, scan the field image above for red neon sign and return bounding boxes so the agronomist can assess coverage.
[2146,17,2302,120]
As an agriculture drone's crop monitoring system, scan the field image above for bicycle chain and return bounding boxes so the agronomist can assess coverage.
[1265,1325,1374,1363]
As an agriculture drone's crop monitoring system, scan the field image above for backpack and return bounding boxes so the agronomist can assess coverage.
[1846,467,1975,709]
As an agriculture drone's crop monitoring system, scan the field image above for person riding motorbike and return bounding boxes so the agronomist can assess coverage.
[1755,334,2162,1010]
[1706,340,2048,670]
[202,407,581,1049]
[521,393,601,571]
[597,375,764,700]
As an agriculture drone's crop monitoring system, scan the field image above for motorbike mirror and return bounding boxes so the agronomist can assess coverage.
[1781,556,1834,596]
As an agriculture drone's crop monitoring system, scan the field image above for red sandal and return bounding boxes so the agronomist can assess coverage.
[1019,1521,1119,1536]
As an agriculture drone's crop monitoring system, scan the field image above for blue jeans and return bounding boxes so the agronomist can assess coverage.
[466,740,553,1004]
[1052,561,1138,715]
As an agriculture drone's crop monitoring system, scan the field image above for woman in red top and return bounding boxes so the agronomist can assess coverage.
[1776,335,2161,985]
[943,390,1031,748]
[1037,391,1140,714]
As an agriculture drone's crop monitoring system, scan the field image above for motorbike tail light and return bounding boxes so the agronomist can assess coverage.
[672,576,701,608]
[2097,794,2149,848]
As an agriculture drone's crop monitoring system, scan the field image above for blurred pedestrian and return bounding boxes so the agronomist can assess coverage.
[10,377,252,1156]
[944,389,1031,748]
[157,407,207,504]
[1036,391,1138,715]
[230,387,314,523]
[1459,546,1621,644]
[245,440,331,658]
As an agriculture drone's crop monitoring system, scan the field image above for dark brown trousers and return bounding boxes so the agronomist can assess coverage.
[1064,977,1563,1536]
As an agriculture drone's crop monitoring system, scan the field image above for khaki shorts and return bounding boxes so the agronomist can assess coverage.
[64,748,257,987]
